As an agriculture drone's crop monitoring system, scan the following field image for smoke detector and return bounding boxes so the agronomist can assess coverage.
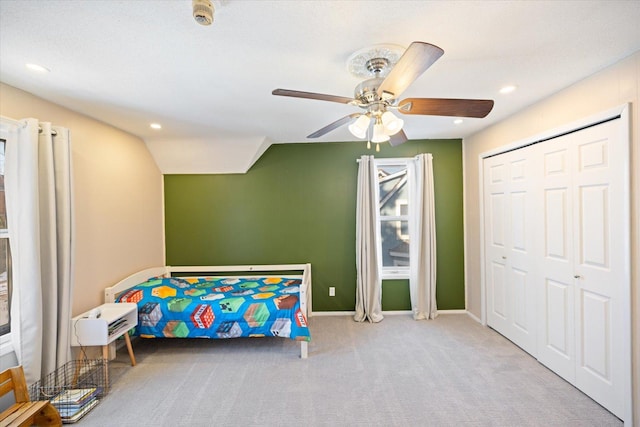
[193,0,214,26]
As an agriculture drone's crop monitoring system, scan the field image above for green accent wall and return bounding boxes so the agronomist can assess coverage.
[164,139,464,312]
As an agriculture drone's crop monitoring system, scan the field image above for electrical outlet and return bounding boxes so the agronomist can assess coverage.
[329,286,335,297]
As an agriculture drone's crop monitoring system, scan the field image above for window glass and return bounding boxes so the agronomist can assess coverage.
[378,166,408,217]
[380,220,409,267]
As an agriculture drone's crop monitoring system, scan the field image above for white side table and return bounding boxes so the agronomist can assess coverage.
[71,303,138,367]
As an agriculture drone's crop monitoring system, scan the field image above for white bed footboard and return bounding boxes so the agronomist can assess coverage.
[103,263,312,358]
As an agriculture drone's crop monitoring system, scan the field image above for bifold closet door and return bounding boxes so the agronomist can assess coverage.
[536,132,575,381]
[483,146,538,355]
[537,119,629,418]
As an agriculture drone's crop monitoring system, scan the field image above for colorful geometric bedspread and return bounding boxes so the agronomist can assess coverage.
[116,276,310,342]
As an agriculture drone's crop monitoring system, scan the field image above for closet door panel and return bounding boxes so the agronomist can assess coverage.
[572,120,626,418]
[484,147,537,355]
[537,136,575,381]
[484,159,510,336]
[541,277,574,380]
[489,262,507,319]
[506,150,537,354]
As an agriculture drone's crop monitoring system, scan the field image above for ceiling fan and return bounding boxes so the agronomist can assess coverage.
[272,41,494,149]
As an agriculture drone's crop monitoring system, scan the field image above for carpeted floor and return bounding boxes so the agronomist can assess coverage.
[78,314,622,426]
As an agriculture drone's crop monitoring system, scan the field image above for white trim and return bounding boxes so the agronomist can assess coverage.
[311,311,356,316]
[381,270,410,280]
[0,116,17,353]
[310,309,468,316]
[161,176,166,266]
[466,311,482,324]
[618,105,633,426]
[462,140,469,319]
[478,152,487,325]
[479,104,627,159]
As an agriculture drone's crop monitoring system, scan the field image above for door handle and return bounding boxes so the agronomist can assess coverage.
[574,274,582,279]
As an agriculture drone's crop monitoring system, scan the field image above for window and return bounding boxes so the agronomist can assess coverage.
[0,138,11,337]
[375,158,412,279]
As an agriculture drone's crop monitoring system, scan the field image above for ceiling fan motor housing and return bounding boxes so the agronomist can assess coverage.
[355,77,388,104]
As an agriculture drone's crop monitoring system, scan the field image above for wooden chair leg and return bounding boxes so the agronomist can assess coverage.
[33,403,63,426]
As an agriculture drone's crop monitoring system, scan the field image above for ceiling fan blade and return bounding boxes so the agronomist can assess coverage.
[307,113,360,138]
[388,129,408,147]
[398,98,494,118]
[376,42,444,99]
[272,89,355,104]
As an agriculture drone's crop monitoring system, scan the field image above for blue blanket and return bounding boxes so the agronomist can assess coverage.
[117,276,310,342]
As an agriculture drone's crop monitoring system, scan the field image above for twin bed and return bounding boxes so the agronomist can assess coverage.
[104,264,312,358]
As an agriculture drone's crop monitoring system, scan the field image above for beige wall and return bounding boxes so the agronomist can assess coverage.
[0,83,165,316]
[463,51,639,423]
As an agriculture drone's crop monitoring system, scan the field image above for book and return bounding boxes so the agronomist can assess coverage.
[62,398,100,423]
[56,397,97,418]
[51,387,100,407]
[108,318,128,334]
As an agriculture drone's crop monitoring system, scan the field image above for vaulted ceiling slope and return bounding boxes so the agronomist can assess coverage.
[1,1,639,173]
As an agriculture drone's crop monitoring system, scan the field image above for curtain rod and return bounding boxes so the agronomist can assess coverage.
[38,127,58,136]
[356,155,425,163]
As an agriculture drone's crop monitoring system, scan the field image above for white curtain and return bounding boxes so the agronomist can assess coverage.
[354,155,383,323]
[409,153,437,319]
[6,118,74,385]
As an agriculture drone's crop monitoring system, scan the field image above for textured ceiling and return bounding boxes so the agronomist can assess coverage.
[1,0,639,173]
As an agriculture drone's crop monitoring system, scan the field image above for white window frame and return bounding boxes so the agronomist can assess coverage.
[374,157,413,280]
[0,116,17,357]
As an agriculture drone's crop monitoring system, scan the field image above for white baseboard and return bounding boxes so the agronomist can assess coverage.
[465,311,482,324]
[310,311,355,317]
[311,309,469,317]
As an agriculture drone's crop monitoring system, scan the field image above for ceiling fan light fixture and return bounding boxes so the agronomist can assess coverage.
[348,114,370,139]
[381,111,403,135]
[371,121,390,143]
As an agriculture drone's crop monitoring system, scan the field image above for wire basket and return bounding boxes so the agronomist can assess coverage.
[29,359,108,423]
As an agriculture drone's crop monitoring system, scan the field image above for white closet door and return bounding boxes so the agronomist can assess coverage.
[484,114,630,422]
[571,120,629,417]
[484,156,510,336]
[536,119,629,418]
[537,133,576,381]
[484,147,538,355]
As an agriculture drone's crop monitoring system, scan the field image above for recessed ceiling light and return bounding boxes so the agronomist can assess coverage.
[453,119,463,125]
[150,123,162,130]
[25,63,50,73]
[499,85,517,94]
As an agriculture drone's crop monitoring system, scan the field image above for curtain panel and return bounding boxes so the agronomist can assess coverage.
[6,118,74,385]
[354,155,383,323]
[409,153,437,320]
